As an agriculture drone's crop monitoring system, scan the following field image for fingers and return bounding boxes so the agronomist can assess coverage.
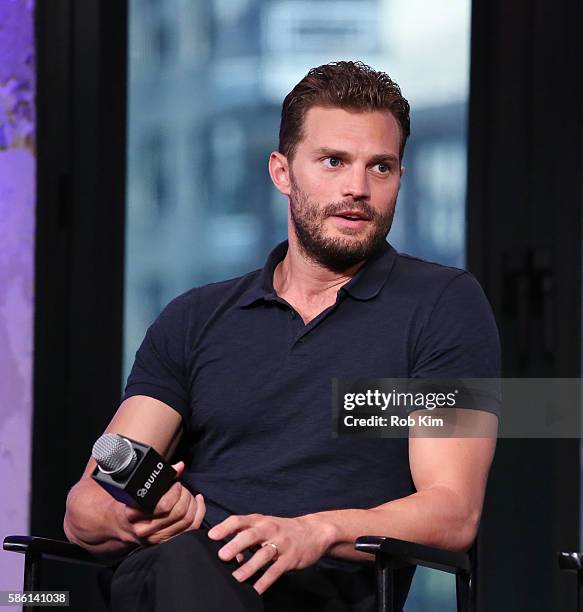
[124,486,206,544]
[208,514,322,594]
[152,481,184,516]
[124,505,147,523]
[208,514,256,541]
[136,486,194,540]
[140,491,198,544]
[111,499,142,545]
[191,493,206,529]
[134,490,190,539]
[252,561,286,595]
[231,545,277,584]
[171,460,185,478]
[123,461,183,524]
[124,481,182,524]
[218,527,262,562]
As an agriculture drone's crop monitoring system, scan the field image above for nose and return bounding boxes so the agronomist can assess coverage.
[341,165,370,201]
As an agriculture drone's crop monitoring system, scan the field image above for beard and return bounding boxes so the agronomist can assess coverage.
[289,179,396,273]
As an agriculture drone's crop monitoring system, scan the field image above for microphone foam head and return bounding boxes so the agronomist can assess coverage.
[92,433,134,474]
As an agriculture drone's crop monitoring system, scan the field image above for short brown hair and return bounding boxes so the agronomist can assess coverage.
[279,61,411,163]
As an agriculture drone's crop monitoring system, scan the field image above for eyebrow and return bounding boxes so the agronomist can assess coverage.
[313,147,400,165]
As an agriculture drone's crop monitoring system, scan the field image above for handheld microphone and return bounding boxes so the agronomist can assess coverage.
[91,433,178,512]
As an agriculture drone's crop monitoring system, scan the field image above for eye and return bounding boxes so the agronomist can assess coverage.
[374,162,391,174]
[323,157,342,168]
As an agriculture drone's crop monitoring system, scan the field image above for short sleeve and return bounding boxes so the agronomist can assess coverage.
[411,271,501,413]
[122,293,192,421]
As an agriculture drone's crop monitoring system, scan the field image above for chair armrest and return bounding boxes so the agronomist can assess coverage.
[558,552,583,571]
[3,535,110,567]
[355,535,471,574]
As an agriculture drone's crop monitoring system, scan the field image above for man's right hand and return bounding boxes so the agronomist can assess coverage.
[119,460,206,546]
[64,395,204,556]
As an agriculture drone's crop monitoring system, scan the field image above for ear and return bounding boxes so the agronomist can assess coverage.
[269,151,291,196]
[399,165,405,178]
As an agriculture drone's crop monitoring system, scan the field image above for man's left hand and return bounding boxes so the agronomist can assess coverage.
[207,513,334,594]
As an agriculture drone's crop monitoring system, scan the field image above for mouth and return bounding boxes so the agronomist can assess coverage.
[329,211,372,231]
[331,210,372,222]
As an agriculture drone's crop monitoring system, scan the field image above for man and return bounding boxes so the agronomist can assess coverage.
[64,61,499,611]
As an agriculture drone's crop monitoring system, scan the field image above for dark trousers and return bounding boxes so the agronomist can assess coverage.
[103,530,413,612]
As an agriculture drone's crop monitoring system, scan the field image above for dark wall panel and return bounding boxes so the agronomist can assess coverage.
[467,1,583,610]
[34,1,127,608]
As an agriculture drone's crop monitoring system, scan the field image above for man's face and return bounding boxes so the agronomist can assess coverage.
[287,106,403,272]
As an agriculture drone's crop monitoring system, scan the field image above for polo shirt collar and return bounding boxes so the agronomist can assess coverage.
[236,239,397,308]
[341,240,398,300]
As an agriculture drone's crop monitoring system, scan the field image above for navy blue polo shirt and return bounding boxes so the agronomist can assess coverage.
[123,239,500,530]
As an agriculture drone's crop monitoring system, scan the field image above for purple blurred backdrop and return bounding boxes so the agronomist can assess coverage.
[0,0,35,590]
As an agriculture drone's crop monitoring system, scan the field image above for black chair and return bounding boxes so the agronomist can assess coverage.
[3,536,112,612]
[355,536,474,612]
[4,533,474,612]
[558,550,583,612]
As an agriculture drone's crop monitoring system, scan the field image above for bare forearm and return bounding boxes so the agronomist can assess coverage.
[63,478,139,558]
[306,485,479,563]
